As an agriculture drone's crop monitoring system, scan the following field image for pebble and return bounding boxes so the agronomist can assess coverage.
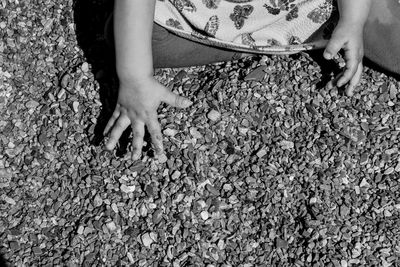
[360,178,370,187]
[3,196,16,205]
[25,100,40,109]
[256,148,267,158]
[77,225,84,235]
[244,65,267,82]
[384,167,394,175]
[395,161,400,172]
[81,62,89,72]
[141,232,154,248]
[93,194,103,207]
[72,101,79,113]
[275,238,288,248]
[157,153,168,164]
[340,205,350,217]
[120,184,135,193]
[163,128,178,137]
[171,170,181,180]
[190,127,203,139]
[106,221,117,232]
[207,109,221,121]
[200,211,209,220]
[9,241,19,251]
[279,140,294,150]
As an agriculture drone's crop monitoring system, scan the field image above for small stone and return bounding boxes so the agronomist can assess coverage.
[120,184,136,193]
[111,203,119,213]
[279,140,294,150]
[32,247,41,255]
[238,127,249,135]
[340,205,350,217]
[190,127,203,139]
[157,153,168,164]
[141,232,154,248]
[81,62,89,72]
[3,196,16,205]
[77,225,84,235]
[163,128,177,137]
[171,170,181,180]
[127,252,135,263]
[244,65,267,82]
[9,241,19,251]
[200,211,209,220]
[275,238,288,248]
[341,260,348,267]
[256,148,267,158]
[94,194,103,207]
[395,161,400,172]
[205,184,219,196]
[72,101,79,113]
[359,153,368,165]
[152,209,163,225]
[360,178,370,187]
[25,100,40,109]
[139,203,148,217]
[207,109,221,121]
[106,221,117,232]
[384,167,394,175]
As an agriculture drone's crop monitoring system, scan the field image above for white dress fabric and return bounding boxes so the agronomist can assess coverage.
[154,0,336,54]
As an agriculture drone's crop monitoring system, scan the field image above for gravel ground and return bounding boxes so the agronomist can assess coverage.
[1,0,400,266]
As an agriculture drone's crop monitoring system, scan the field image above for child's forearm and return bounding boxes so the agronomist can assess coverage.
[114,0,156,83]
[337,0,372,27]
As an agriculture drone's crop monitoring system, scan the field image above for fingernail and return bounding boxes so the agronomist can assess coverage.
[184,100,193,108]
[324,52,332,60]
[132,153,140,161]
[347,86,354,97]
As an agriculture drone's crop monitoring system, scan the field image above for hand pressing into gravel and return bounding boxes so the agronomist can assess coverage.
[103,76,192,161]
[324,22,364,96]
[323,0,371,97]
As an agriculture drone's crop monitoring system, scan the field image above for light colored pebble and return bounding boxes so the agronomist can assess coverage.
[141,232,154,248]
[200,211,209,220]
[120,184,135,193]
[207,109,221,121]
[106,221,117,232]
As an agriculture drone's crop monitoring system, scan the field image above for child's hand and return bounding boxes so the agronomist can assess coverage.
[103,77,193,160]
[323,22,364,96]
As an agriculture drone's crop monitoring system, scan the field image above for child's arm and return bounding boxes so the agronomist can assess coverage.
[324,0,372,96]
[104,0,192,160]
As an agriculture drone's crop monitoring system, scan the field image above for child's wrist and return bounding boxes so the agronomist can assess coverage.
[336,18,365,32]
[117,68,154,83]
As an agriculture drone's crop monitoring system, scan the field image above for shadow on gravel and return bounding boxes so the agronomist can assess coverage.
[73,0,133,157]
[0,252,9,267]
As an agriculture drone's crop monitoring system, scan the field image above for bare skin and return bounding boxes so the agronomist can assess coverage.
[104,0,373,159]
[104,0,192,161]
[324,0,372,96]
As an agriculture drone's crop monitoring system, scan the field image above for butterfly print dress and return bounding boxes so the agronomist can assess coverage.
[154,0,337,54]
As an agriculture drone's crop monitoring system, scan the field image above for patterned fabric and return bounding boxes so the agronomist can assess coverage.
[154,0,337,54]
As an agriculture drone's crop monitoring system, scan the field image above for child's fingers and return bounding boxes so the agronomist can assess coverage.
[146,113,164,156]
[346,62,363,97]
[130,119,145,161]
[103,105,121,135]
[337,47,360,87]
[323,37,345,60]
[105,113,131,151]
[162,90,193,109]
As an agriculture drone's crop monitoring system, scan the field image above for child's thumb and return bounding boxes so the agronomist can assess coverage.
[163,91,193,109]
[324,38,343,60]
